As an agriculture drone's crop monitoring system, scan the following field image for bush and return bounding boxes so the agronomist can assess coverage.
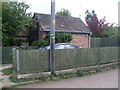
[32,40,48,47]
[44,32,72,43]
[104,24,118,38]
[2,34,22,46]
[32,32,72,47]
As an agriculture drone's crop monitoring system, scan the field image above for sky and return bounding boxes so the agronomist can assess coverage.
[16,0,119,25]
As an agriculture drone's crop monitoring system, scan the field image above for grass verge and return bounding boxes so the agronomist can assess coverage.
[0,78,3,82]
[9,65,118,84]
[1,68,13,75]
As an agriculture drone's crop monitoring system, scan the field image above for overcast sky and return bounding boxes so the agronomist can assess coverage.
[17,0,119,25]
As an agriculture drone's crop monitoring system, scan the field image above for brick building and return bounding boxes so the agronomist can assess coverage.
[31,13,92,48]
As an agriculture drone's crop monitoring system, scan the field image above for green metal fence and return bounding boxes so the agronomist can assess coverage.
[91,38,120,47]
[13,47,119,75]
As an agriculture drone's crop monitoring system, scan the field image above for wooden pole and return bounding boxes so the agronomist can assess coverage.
[50,0,55,75]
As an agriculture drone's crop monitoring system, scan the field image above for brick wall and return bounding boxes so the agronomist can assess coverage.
[70,34,89,48]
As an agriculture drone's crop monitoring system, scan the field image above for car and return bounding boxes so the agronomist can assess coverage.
[38,43,82,50]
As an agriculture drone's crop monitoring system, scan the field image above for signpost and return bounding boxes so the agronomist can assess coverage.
[50,0,55,75]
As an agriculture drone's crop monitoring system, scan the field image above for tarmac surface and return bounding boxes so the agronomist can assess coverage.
[18,69,118,88]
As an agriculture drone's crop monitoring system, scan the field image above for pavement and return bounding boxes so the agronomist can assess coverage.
[18,69,118,88]
[0,64,16,88]
[0,64,12,71]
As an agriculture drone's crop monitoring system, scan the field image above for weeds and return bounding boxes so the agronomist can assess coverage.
[10,76,33,83]
[76,70,84,77]
[9,65,118,83]
[38,76,46,81]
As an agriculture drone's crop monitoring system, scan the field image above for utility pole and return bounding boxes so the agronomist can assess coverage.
[50,0,55,75]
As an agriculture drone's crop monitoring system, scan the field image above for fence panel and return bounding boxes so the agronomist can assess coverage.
[18,50,49,74]
[55,49,76,70]
[98,47,118,64]
[91,38,119,47]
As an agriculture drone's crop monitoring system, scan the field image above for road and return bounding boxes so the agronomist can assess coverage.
[18,69,118,88]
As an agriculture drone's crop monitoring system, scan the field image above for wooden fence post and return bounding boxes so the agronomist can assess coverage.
[16,50,20,72]
[13,48,20,78]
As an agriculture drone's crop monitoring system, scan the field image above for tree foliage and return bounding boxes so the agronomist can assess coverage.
[105,24,119,38]
[2,1,33,46]
[56,8,71,16]
[85,10,109,37]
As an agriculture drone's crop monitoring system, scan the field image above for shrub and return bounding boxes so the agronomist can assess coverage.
[32,32,72,47]
[32,40,48,47]
[44,32,72,43]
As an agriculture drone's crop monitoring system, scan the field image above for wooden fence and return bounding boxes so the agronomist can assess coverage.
[2,47,13,64]
[13,47,119,75]
[91,38,120,47]
[1,46,38,64]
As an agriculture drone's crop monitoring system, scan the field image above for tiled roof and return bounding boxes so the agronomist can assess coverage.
[33,13,91,33]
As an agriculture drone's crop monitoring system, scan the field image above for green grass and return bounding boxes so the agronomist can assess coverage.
[9,76,33,83]
[0,78,3,82]
[1,86,13,90]
[2,68,13,75]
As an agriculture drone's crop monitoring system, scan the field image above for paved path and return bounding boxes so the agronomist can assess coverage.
[0,64,12,70]
[18,69,118,88]
[0,64,14,88]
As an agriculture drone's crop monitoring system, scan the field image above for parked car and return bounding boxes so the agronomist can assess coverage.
[38,43,82,50]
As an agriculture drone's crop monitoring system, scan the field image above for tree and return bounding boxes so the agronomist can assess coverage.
[85,10,109,37]
[56,8,71,16]
[105,24,119,38]
[2,1,33,46]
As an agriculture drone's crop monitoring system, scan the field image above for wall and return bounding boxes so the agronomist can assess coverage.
[70,34,89,48]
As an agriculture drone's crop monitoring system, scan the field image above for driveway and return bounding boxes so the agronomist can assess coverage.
[18,69,118,88]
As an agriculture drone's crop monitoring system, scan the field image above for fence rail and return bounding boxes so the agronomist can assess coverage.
[91,38,120,47]
[13,47,119,75]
